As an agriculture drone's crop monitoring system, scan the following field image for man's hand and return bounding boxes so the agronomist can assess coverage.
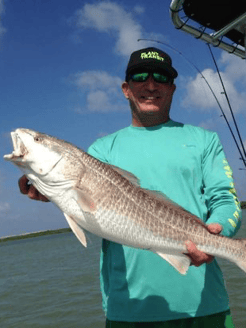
[18,175,50,202]
[185,223,222,267]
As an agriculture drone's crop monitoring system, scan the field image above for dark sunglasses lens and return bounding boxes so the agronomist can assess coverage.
[153,73,170,83]
[130,72,171,83]
[131,72,149,82]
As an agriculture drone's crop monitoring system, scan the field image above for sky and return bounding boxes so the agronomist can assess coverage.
[0,0,246,237]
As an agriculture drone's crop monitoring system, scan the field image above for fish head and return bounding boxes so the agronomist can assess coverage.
[4,128,64,177]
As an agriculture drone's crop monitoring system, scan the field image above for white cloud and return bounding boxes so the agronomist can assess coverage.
[87,90,111,112]
[133,5,145,15]
[71,1,161,56]
[198,117,219,131]
[68,1,167,112]
[182,53,246,117]
[0,202,10,217]
[0,0,6,45]
[0,0,4,12]
[69,70,127,112]
[220,52,246,83]
[72,70,122,91]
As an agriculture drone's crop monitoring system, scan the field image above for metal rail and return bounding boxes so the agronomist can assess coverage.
[170,0,246,59]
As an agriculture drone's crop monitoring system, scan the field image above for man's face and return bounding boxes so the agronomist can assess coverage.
[122,71,176,127]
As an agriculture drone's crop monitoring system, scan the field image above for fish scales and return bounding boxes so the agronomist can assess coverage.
[74,155,230,249]
[82,153,183,237]
[3,128,246,275]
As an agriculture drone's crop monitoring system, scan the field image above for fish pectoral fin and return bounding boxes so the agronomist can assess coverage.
[156,252,191,275]
[73,187,97,213]
[64,213,87,247]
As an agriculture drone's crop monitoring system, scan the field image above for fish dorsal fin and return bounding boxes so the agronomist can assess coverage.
[143,189,186,210]
[110,165,199,221]
[72,187,97,213]
[144,189,170,202]
[156,252,191,275]
[64,213,87,247]
[110,165,140,186]
[145,189,206,228]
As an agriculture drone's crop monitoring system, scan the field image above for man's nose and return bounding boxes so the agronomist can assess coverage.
[145,76,158,91]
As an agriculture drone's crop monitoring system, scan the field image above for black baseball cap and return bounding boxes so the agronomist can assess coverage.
[125,47,178,81]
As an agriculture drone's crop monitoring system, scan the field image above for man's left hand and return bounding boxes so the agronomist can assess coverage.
[185,223,222,267]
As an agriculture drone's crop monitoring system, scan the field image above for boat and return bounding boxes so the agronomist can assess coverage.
[170,0,246,59]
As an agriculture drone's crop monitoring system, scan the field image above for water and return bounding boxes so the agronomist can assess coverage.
[1,211,246,327]
[1,233,104,328]
[217,210,246,327]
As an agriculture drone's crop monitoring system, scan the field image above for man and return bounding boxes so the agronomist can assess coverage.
[19,47,241,327]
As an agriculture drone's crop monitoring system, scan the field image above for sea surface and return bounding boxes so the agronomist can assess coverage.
[1,210,246,328]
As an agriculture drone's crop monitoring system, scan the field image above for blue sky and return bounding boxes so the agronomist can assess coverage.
[0,0,246,237]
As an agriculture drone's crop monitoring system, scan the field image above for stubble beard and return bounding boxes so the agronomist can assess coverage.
[129,100,170,127]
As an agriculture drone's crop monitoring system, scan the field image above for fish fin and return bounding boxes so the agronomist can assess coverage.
[110,165,140,186]
[236,260,246,273]
[157,252,191,275]
[144,189,171,201]
[146,189,188,211]
[73,188,97,213]
[64,213,87,247]
[145,189,207,228]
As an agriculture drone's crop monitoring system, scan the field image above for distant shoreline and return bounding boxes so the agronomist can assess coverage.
[0,228,72,243]
[241,201,246,209]
[1,204,245,243]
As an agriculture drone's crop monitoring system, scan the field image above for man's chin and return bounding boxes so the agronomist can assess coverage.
[139,106,160,114]
[130,101,161,115]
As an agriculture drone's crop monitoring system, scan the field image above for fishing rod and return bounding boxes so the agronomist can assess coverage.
[207,44,246,167]
[138,38,246,169]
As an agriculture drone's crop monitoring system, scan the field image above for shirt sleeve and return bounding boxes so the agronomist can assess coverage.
[202,132,242,237]
[87,138,109,163]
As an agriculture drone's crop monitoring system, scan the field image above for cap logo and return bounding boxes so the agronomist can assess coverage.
[140,51,164,62]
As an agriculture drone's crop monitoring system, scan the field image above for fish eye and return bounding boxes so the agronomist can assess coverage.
[34,136,42,142]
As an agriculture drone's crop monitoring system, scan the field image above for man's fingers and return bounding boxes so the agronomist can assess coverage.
[184,223,222,267]
[28,185,49,202]
[39,193,50,202]
[185,240,214,266]
[18,175,30,195]
[207,223,222,234]
[28,185,40,200]
[18,175,50,202]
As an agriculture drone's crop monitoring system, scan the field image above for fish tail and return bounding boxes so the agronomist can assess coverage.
[235,239,246,273]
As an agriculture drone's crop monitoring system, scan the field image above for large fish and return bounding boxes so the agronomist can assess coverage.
[4,128,246,274]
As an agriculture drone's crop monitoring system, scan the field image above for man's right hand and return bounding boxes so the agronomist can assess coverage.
[18,175,50,202]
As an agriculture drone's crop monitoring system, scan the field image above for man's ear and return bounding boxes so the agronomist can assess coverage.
[122,81,130,99]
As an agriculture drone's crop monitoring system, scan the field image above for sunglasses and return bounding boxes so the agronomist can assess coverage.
[129,72,173,84]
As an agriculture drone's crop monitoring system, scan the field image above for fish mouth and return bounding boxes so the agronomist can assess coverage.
[4,131,28,162]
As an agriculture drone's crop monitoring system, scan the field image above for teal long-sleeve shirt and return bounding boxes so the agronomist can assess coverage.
[87,120,242,322]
